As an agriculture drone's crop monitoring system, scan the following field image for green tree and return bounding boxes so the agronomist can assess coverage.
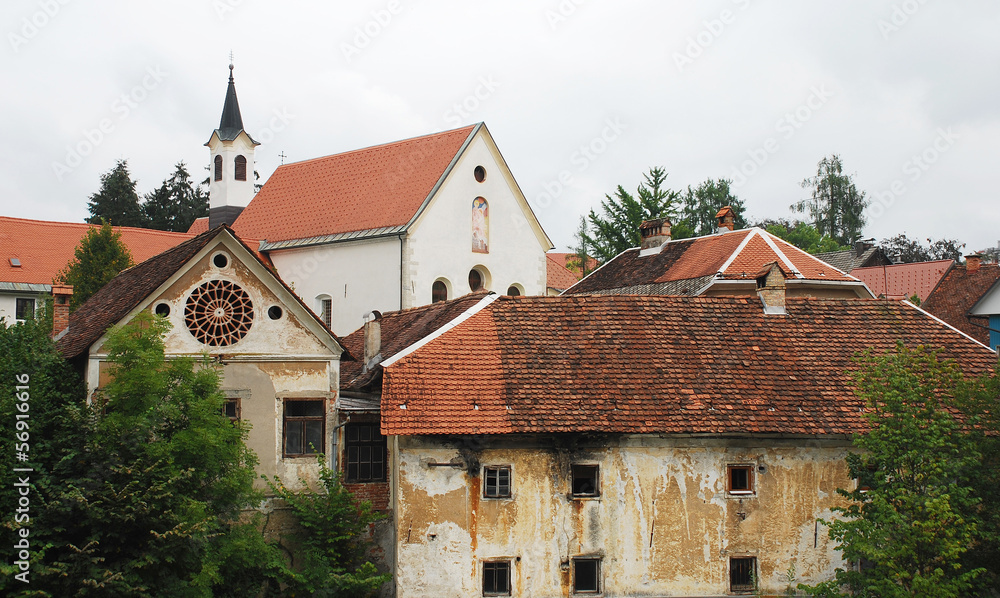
[567,216,597,277]
[580,167,682,262]
[674,178,747,239]
[759,218,847,254]
[86,159,147,228]
[143,162,209,232]
[880,234,966,263]
[803,344,986,598]
[793,155,869,246]
[56,221,134,310]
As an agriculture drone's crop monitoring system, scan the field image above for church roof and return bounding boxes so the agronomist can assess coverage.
[232,125,478,246]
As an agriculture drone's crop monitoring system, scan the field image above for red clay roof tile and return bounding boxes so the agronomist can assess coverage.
[923,263,1000,345]
[852,260,953,301]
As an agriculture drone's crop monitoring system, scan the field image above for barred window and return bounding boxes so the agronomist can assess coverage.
[345,423,386,482]
[730,556,756,593]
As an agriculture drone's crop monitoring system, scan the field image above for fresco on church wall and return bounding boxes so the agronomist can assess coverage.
[472,197,489,253]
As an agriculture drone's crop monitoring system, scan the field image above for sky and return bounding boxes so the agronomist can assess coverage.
[2,0,999,254]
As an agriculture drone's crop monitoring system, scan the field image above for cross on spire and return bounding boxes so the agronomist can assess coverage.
[278,151,287,165]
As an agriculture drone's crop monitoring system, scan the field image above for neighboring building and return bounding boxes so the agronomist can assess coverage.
[814,241,892,273]
[923,255,1000,350]
[0,216,195,324]
[56,226,349,491]
[564,213,873,299]
[366,285,994,597]
[229,123,553,335]
[545,253,596,296]
[851,259,952,302]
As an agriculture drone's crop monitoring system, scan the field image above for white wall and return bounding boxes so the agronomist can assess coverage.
[404,132,548,307]
[0,292,42,325]
[208,131,256,210]
[970,283,1000,315]
[268,237,402,336]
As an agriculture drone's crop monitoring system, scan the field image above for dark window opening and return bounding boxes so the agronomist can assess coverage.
[15,298,35,320]
[730,556,756,592]
[346,423,386,482]
[729,465,754,494]
[506,286,520,297]
[484,466,511,498]
[469,269,483,291]
[267,305,283,320]
[283,399,324,457]
[483,560,510,596]
[572,558,600,594]
[572,464,599,497]
[432,280,448,303]
[214,155,223,181]
[213,253,229,268]
[235,155,247,181]
[474,165,487,183]
[154,302,170,317]
[223,397,240,423]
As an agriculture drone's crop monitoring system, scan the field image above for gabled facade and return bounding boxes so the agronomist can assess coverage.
[924,255,1000,350]
[57,226,348,489]
[232,123,553,335]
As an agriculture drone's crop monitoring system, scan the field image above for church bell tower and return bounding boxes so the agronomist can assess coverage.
[206,62,259,229]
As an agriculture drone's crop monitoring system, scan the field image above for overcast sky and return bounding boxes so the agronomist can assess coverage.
[3,0,998,253]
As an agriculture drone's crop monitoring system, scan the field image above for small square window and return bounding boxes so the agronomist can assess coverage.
[484,466,511,498]
[283,399,325,457]
[730,556,756,593]
[222,397,240,423]
[572,557,601,594]
[483,560,511,596]
[572,464,599,497]
[15,298,35,321]
[728,465,754,495]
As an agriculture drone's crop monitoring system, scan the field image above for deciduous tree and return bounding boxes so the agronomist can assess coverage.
[793,155,869,246]
[56,221,134,310]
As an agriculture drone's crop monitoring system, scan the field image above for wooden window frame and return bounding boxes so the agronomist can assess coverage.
[571,464,600,498]
[728,464,755,495]
[482,560,511,596]
[483,465,512,499]
[214,155,223,181]
[234,154,247,181]
[572,557,601,594]
[15,297,35,320]
[283,398,325,457]
[344,422,386,482]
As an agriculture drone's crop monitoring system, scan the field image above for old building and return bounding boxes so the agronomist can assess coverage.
[349,277,993,597]
[563,211,873,299]
[923,254,1000,350]
[56,226,349,490]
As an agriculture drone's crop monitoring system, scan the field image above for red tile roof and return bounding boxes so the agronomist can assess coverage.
[0,217,195,286]
[852,260,953,301]
[923,263,1000,346]
[381,295,994,437]
[186,217,209,235]
[565,228,857,295]
[232,125,477,243]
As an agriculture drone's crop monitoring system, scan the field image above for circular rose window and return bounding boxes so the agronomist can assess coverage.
[184,279,254,346]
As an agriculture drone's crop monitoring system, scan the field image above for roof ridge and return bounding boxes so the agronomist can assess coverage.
[0,216,197,237]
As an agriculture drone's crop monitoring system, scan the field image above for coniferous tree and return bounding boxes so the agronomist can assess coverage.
[143,162,209,232]
[674,178,748,239]
[86,159,147,228]
[793,155,869,246]
[55,221,134,310]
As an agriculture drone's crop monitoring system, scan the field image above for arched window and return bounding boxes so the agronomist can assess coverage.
[469,269,483,292]
[432,280,448,303]
[235,155,247,181]
[316,295,332,329]
[214,155,223,181]
[506,285,521,297]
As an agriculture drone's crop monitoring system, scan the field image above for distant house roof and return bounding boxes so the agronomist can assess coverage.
[380,295,995,437]
[565,228,865,296]
[546,253,596,293]
[814,245,891,273]
[232,125,479,246]
[186,217,209,235]
[0,216,195,288]
[923,263,1000,346]
[852,260,953,301]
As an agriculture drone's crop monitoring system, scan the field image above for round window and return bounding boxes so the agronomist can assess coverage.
[267,305,283,320]
[474,165,487,182]
[154,302,171,317]
[184,279,254,346]
[212,252,230,269]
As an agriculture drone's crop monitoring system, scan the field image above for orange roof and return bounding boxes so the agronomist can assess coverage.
[186,217,209,235]
[546,253,596,291]
[0,216,195,286]
[852,260,953,301]
[233,125,477,244]
[567,228,857,295]
[381,295,995,437]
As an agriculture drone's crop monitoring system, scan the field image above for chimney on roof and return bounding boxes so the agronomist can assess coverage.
[362,310,382,373]
[51,285,72,338]
[966,254,982,273]
[639,218,671,256]
[755,263,787,315]
[716,206,736,232]
[855,240,873,258]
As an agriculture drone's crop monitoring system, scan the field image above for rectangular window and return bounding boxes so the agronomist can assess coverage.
[728,465,754,495]
[345,423,386,482]
[222,397,240,423]
[571,464,599,497]
[484,466,511,498]
[15,298,35,320]
[283,399,325,457]
[482,560,511,596]
[730,557,756,592]
[572,557,601,594]
[322,298,332,329]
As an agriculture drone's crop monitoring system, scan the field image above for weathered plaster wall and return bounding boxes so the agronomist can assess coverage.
[393,435,853,598]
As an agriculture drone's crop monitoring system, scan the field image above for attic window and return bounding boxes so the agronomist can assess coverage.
[474,165,487,182]
[235,155,247,181]
[9,257,21,267]
[267,305,283,320]
[154,302,171,317]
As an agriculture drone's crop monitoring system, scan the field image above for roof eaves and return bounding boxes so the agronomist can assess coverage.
[258,226,408,251]
[0,282,51,293]
[403,123,482,232]
[562,248,636,295]
[902,300,995,352]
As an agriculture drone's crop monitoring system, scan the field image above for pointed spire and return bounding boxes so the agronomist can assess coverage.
[218,62,245,136]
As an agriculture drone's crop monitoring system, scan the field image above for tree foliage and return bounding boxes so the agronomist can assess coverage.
[673,178,747,239]
[880,234,966,264]
[758,218,847,254]
[86,160,146,228]
[579,167,682,262]
[143,162,209,232]
[567,216,597,277]
[802,344,998,598]
[55,221,134,311]
[793,155,869,246]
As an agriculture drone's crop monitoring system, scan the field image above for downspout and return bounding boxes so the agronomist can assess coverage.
[399,234,405,311]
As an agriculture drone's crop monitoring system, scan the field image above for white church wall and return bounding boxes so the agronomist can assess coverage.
[208,132,256,211]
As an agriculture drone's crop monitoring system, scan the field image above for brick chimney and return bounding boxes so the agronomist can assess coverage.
[755,263,787,315]
[363,310,382,373]
[51,284,72,338]
[716,206,736,232]
[965,254,982,273]
[639,218,671,256]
